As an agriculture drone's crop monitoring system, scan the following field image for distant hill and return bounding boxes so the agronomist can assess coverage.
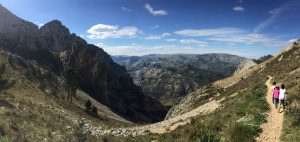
[113,54,246,106]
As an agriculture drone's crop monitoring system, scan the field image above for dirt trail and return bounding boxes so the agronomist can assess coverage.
[257,76,283,142]
[147,99,221,134]
[39,94,223,137]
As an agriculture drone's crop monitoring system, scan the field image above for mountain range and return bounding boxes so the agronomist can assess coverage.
[113,54,246,105]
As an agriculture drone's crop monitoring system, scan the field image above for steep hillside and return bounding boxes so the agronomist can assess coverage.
[0,50,137,141]
[264,41,300,141]
[113,54,246,106]
[151,40,299,142]
[0,4,167,122]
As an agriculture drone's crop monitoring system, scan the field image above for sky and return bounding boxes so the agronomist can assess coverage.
[0,0,300,58]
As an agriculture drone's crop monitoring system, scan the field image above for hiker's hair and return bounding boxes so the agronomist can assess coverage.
[276,86,280,90]
[281,84,285,89]
[272,81,277,85]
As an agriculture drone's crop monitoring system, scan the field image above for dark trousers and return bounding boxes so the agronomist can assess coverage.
[274,98,279,109]
[279,99,285,109]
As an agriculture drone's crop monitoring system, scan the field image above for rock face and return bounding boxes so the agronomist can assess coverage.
[0,5,38,41]
[0,4,167,122]
[113,54,246,106]
[234,59,257,74]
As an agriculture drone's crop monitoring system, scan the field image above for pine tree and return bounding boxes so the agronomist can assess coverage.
[91,105,98,117]
[85,100,92,114]
[63,66,80,102]
[0,64,8,90]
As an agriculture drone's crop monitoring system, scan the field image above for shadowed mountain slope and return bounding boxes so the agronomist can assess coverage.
[0,4,167,122]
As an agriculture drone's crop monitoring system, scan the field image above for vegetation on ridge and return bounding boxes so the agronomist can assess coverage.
[266,41,300,141]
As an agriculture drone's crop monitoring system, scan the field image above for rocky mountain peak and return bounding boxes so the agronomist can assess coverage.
[39,20,71,52]
[40,20,70,35]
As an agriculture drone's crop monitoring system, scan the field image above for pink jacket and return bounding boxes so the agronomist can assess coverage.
[273,88,279,98]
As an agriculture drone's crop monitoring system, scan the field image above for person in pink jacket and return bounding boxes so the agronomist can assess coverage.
[273,86,280,109]
[271,81,279,104]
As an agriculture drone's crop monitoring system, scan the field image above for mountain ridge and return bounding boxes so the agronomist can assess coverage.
[0,5,167,122]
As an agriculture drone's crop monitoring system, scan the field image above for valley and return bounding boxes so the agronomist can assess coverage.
[0,1,300,142]
[113,54,246,106]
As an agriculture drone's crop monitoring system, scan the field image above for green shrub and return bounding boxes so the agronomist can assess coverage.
[287,106,300,126]
[224,122,261,142]
[0,136,10,142]
[0,64,11,90]
[194,129,219,142]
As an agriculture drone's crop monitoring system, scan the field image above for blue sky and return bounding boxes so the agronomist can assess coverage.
[0,0,299,58]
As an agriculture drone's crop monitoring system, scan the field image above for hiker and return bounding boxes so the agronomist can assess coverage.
[278,84,287,113]
[271,81,278,104]
[273,86,280,109]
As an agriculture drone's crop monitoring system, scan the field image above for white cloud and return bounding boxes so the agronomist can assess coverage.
[165,38,207,46]
[151,25,160,29]
[179,39,207,46]
[101,45,194,56]
[96,42,105,47]
[145,3,167,16]
[145,32,171,40]
[254,8,282,33]
[121,6,132,12]
[174,27,289,48]
[208,34,265,43]
[144,35,161,40]
[175,28,244,37]
[288,38,298,43]
[166,38,177,42]
[98,44,254,57]
[233,6,245,12]
[254,0,299,33]
[79,34,84,38]
[207,33,291,48]
[87,24,139,39]
[34,21,44,27]
[227,42,237,46]
[162,33,171,36]
[263,39,294,48]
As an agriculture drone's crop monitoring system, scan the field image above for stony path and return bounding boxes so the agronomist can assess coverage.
[39,96,222,137]
[257,76,283,142]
